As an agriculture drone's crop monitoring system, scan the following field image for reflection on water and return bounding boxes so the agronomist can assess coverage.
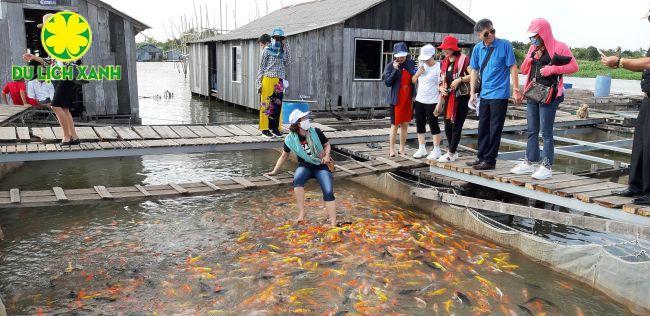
[0,183,630,315]
[0,150,285,190]
[137,62,256,125]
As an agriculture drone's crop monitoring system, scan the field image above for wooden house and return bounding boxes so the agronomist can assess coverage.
[188,0,476,112]
[0,0,148,119]
[136,44,163,62]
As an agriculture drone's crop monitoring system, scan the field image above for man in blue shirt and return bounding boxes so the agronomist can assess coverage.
[468,19,523,170]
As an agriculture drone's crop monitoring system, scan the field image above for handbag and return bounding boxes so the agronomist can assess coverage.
[524,81,555,104]
[524,55,558,104]
[457,81,470,96]
[326,160,335,172]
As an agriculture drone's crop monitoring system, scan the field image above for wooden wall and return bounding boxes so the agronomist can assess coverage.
[0,0,141,117]
[189,42,209,97]
[342,28,475,109]
[344,0,475,34]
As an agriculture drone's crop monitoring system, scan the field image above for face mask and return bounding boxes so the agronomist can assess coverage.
[299,119,311,130]
[530,37,541,46]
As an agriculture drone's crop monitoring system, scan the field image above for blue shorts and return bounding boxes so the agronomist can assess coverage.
[293,166,335,202]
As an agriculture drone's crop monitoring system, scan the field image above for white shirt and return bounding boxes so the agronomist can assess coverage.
[414,62,441,104]
[27,80,54,102]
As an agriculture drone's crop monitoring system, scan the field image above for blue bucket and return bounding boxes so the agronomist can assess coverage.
[594,75,611,97]
[282,101,309,124]
[563,83,573,90]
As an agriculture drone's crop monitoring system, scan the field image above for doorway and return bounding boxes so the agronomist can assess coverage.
[23,9,57,58]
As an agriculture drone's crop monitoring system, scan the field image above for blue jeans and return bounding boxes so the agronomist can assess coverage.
[293,166,336,202]
[525,95,563,166]
[477,98,509,165]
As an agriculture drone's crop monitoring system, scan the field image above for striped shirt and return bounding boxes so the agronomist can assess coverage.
[257,42,292,89]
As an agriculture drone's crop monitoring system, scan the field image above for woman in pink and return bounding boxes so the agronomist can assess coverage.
[510,18,579,180]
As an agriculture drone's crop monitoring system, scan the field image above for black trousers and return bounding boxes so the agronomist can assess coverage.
[268,108,282,132]
[629,97,650,193]
[444,95,470,154]
[414,101,441,135]
[477,98,509,165]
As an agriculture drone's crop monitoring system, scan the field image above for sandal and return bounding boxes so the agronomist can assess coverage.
[68,138,81,145]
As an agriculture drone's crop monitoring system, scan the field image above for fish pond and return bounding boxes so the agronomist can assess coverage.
[0,181,631,315]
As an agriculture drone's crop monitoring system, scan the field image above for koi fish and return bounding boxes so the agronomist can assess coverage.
[426,288,447,296]
[454,291,472,306]
[414,297,427,308]
[443,299,453,313]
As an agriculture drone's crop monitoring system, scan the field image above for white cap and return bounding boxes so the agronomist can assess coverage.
[289,109,309,124]
[527,32,538,38]
[418,44,436,61]
[394,51,408,58]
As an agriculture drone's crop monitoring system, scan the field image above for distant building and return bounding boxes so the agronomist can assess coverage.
[188,0,477,111]
[163,50,184,61]
[0,0,149,119]
[136,44,163,62]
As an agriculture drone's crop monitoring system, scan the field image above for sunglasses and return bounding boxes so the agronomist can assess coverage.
[482,29,496,38]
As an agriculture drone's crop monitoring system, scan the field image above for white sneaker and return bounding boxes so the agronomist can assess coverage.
[447,152,459,162]
[532,165,553,180]
[429,146,442,160]
[510,161,536,175]
[436,152,450,162]
[436,152,458,163]
[413,148,428,159]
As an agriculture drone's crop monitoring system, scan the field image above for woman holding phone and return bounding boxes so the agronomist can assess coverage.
[382,42,417,157]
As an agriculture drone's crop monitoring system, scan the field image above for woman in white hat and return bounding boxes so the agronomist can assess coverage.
[411,44,442,160]
[266,109,337,226]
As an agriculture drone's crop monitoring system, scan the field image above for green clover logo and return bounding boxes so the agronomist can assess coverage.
[41,12,92,62]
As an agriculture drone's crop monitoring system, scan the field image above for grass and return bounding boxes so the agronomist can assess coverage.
[572,60,642,80]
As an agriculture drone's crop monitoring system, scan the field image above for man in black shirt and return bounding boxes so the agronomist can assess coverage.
[603,7,650,204]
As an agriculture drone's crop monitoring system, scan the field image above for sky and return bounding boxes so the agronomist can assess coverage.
[102,0,650,51]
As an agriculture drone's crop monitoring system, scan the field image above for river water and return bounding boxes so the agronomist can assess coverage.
[0,62,636,314]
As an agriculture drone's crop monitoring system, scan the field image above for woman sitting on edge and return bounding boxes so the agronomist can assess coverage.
[266,110,337,227]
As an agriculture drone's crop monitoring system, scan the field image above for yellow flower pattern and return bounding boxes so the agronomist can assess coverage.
[41,12,92,62]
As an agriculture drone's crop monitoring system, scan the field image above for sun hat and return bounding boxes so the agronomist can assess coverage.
[37,13,54,29]
[393,42,408,58]
[437,36,460,52]
[272,28,285,38]
[289,109,309,124]
[418,44,436,61]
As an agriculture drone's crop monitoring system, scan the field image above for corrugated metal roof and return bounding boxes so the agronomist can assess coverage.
[193,0,385,43]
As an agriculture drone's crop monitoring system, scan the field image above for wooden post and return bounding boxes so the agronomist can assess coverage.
[565,166,574,175]
[591,164,599,174]
[0,293,5,316]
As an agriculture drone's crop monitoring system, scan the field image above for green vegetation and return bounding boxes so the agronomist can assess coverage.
[511,41,644,80]
[572,60,642,80]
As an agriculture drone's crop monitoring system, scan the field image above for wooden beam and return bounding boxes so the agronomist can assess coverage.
[262,174,283,185]
[169,183,189,195]
[353,160,379,171]
[93,186,114,200]
[231,177,255,188]
[411,188,650,238]
[134,184,151,197]
[52,187,68,202]
[202,180,222,191]
[375,157,401,168]
[9,189,20,204]
[335,164,357,175]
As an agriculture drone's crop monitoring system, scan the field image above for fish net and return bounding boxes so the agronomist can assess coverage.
[354,173,650,315]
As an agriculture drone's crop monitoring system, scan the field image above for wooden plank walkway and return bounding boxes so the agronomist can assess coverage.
[0,105,31,126]
[334,143,472,190]
[426,156,650,224]
[0,157,410,209]
[0,115,612,163]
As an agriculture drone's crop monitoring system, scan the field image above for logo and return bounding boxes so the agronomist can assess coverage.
[41,11,92,62]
